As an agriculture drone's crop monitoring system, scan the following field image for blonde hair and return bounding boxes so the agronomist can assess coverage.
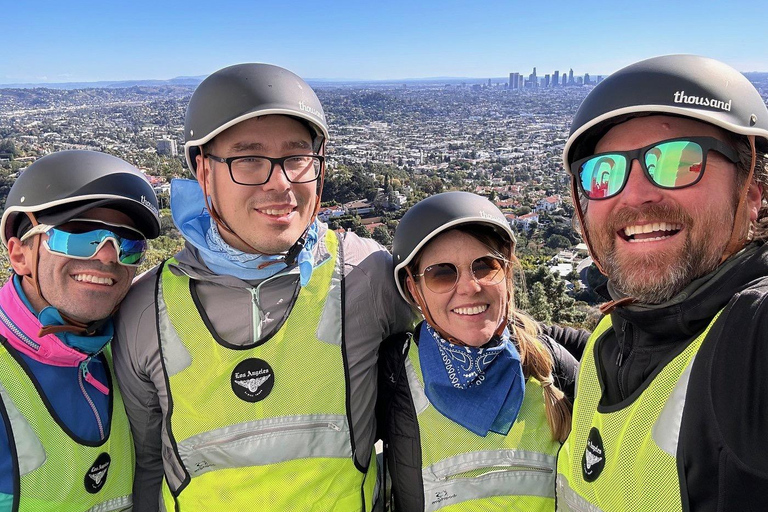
[408,225,572,442]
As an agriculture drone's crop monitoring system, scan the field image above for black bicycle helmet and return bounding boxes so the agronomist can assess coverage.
[184,63,330,174]
[1,150,160,246]
[392,191,515,303]
[564,54,768,172]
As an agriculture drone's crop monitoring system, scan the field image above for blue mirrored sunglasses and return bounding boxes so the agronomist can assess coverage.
[21,219,148,266]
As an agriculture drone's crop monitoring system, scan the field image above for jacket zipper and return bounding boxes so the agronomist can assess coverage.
[249,288,261,341]
[0,305,40,351]
[191,421,342,450]
[78,355,106,440]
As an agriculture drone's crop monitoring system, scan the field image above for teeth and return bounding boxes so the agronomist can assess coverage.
[260,208,292,216]
[623,222,683,237]
[73,274,114,285]
[452,305,488,315]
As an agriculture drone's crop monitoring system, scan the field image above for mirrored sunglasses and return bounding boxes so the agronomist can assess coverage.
[572,136,739,200]
[21,219,148,266]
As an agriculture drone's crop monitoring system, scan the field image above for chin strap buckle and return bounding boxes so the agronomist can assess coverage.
[284,236,306,266]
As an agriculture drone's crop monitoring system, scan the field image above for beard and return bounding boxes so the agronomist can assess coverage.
[587,202,733,304]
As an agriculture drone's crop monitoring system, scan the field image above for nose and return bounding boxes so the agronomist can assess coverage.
[454,267,482,295]
[617,159,664,206]
[262,162,291,192]
[91,239,121,265]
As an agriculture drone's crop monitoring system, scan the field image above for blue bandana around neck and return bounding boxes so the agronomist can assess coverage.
[170,178,318,285]
[418,322,525,436]
[13,276,113,356]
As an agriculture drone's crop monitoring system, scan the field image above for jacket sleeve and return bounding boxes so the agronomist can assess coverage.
[540,324,590,362]
[113,268,165,512]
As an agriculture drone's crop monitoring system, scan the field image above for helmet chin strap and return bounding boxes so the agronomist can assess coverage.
[21,212,111,338]
[201,141,327,268]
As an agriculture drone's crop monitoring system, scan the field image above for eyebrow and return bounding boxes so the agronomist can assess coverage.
[230,140,312,153]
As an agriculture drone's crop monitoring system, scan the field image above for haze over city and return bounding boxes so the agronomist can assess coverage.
[2,0,766,85]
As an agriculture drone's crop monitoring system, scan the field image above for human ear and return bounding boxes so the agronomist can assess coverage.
[7,238,33,276]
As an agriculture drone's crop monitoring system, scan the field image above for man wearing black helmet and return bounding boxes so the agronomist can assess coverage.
[113,63,415,511]
[0,150,161,511]
[557,55,768,511]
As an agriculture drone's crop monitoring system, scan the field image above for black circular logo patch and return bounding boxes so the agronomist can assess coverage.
[231,358,274,402]
[84,452,111,494]
[582,427,606,482]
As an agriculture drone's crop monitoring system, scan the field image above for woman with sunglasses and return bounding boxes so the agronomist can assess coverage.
[380,191,579,511]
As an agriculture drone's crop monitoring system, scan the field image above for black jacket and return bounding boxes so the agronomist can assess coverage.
[378,325,579,511]
[591,242,768,511]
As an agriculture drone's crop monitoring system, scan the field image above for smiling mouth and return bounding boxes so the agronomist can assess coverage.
[621,222,683,243]
[452,305,489,315]
[258,207,294,216]
[73,274,115,286]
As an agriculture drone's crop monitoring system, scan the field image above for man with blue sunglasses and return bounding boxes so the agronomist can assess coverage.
[0,150,160,511]
[556,55,768,511]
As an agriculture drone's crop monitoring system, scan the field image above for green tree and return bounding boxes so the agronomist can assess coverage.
[371,225,392,247]
[545,234,571,250]
[527,282,552,323]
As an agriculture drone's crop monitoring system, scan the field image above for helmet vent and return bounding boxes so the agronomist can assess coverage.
[20,197,25,203]
[751,114,758,126]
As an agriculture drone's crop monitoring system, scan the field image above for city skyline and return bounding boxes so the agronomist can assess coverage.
[2,0,767,85]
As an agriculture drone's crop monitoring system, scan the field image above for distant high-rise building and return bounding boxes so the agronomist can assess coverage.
[568,68,574,85]
[553,70,560,87]
[584,73,591,85]
[545,74,550,87]
[487,78,492,87]
[528,67,538,89]
[509,73,514,88]
[562,74,567,86]
[157,138,177,157]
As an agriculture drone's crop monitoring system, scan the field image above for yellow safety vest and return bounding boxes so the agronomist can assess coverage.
[0,342,133,512]
[556,312,721,512]
[407,338,561,511]
[158,231,376,511]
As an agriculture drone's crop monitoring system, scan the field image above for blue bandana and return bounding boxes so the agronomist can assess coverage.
[418,322,525,436]
[171,179,318,285]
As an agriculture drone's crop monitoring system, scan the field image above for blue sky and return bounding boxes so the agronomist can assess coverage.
[2,0,766,84]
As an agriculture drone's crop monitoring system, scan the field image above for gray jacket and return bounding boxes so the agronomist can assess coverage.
[113,223,416,511]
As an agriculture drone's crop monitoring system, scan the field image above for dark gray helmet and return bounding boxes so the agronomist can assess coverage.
[392,191,515,302]
[563,54,768,172]
[1,150,161,246]
[184,63,330,174]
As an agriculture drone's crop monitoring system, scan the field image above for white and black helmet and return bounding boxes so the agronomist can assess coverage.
[1,150,161,246]
[392,191,515,303]
[564,54,768,173]
[184,63,330,175]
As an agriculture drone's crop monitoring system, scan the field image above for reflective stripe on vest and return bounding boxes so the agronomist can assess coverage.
[406,338,560,512]
[158,231,376,511]
[556,312,722,512]
[0,342,133,512]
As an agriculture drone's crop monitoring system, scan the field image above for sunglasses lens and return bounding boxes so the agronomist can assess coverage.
[46,228,147,266]
[579,154,628,199]
[471,256,505,285]
[645,140,703,188]
[422,263,459,293]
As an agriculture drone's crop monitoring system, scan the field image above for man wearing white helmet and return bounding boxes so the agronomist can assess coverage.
[0,150,160,511]
[556,55,768,511]
[113,63,415,511]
